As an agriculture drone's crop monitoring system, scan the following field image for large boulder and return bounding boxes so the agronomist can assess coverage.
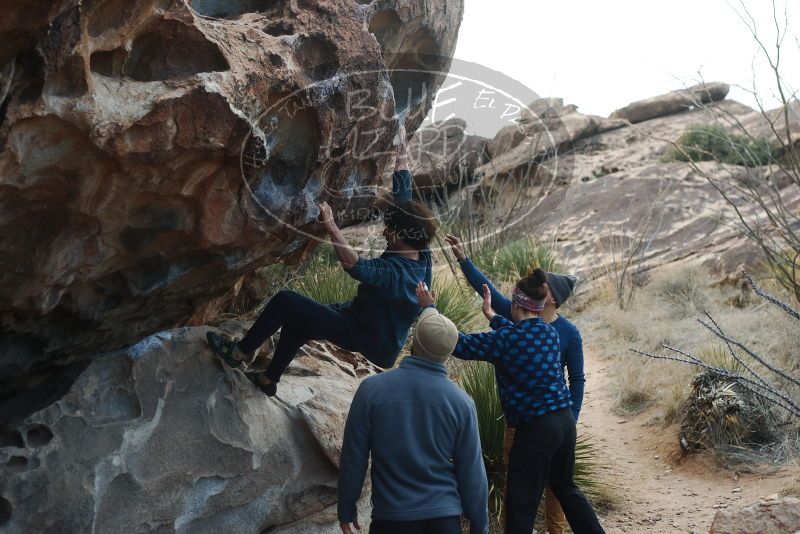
[0,325,379,533]
[709,497,800,534]
[609,82,730,124]
[0,0,463,420]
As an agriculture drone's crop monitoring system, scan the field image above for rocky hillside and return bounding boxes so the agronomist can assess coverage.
[409,83,800,280]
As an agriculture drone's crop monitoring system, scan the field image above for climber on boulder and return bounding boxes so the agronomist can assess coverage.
[207,127,436,397]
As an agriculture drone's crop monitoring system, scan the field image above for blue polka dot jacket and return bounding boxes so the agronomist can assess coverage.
[453,315,573,427]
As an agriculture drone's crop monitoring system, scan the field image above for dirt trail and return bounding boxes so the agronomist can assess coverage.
[580,348,796,534]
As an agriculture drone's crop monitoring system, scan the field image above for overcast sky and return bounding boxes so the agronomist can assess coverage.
[447,0,798,134]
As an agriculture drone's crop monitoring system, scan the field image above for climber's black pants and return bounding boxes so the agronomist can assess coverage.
[506,408,605,534]
[238,290,361,382]
[369,516,461,534]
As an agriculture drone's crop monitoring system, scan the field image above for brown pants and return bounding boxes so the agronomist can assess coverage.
[504,427,567,534]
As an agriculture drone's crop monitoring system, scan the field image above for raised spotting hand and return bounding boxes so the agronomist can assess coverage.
[445,233,466,261]
[481,284,496,321]
[416,281,437,308]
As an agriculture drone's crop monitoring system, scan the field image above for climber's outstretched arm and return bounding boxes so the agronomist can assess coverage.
[392,123,412,202]
[319,201,359,270]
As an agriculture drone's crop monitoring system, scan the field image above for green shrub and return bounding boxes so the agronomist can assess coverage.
[454,361,506,514]
[287,247,358,305]
[662,124,775,167]
[472,236,561,283]
[431,272,482,331]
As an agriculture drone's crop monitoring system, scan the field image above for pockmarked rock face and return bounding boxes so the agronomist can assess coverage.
[0,326,380,533]
[0,0,463,419]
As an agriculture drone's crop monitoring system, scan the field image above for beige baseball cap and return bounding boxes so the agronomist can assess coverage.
[411,307,459,364]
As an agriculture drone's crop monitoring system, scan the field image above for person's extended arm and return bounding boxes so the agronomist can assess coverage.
[319,201,359,270]
[455,400,490,534]
[393,124,412,202]
[564,329,586,422]
[337,381,372,531]
[453,327,504,362]
[453,286,509,362]
[445,235,512,319]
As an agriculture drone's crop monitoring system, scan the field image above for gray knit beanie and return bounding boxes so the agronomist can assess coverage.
[546,272,577,307]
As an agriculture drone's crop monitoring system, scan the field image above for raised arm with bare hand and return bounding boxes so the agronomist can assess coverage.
[319,201,359,270]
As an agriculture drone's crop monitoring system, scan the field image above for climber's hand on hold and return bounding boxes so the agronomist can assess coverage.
[394,122,408,172]
[318,201,337,233]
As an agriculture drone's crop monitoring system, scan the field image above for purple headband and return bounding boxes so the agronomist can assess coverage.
[512,287,545,312]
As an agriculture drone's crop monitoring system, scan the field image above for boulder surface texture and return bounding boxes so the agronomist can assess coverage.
[0,326,380,533]
[709,497,800,534]
[0,0,463,420]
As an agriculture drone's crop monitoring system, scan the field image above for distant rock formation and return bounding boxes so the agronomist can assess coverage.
[0,325,380,533]
[409,84,795,281]
[609,82,729,124]
[407,117,488,194]
[477,97,626,181]
[486,96,776,279]
[0,0,463,420]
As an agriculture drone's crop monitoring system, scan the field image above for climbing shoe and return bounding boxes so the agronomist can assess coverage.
[207,331,245,369]
[246,372,278,397]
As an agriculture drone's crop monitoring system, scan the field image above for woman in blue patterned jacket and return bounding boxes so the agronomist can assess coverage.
[416,270,603,534]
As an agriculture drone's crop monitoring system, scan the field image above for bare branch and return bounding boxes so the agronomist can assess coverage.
[743,271,800,319]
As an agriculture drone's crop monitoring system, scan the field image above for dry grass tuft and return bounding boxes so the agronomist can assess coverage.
[583,265,799,443]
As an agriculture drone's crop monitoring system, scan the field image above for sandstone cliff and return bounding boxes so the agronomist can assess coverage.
[0,0,463,420]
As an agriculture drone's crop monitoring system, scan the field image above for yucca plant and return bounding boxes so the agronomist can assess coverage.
[454,361,507,514]
[288,248,358,305]
[431,272,482,331]
[488,237,561,282]
[573,433,614,510]
[467,235,561,284]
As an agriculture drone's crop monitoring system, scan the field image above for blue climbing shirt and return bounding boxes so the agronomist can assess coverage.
[457,258,586,421]
[335,171,432,368]
[453,315,573,427]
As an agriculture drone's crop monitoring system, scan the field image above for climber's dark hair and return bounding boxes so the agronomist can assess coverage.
[384,200,438,250]
[516,268,548,301]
